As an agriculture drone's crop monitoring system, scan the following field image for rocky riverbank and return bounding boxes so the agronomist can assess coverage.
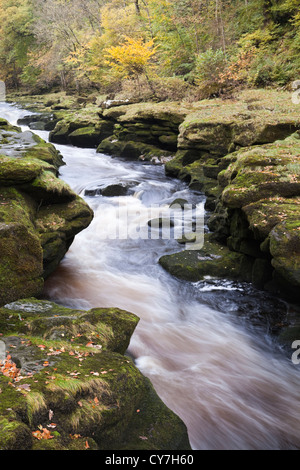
[0,117,93,305]
[0,298,190,450]
[14,88,300,302]
[0,110,191,450]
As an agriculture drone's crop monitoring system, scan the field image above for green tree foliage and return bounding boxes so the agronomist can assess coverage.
[0,0,34,87]
[0,0,299,94]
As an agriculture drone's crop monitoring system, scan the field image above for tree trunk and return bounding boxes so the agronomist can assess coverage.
[135,0,141,15]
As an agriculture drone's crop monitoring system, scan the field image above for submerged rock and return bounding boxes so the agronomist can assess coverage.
[0,298,191,451]
[84,182,138,198]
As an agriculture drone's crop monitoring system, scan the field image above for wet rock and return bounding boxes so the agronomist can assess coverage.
[148,217,175,228]
[159,235,253,283]
[169,198,189,209]
[100,183,130,197]
[84,182,138,198]
[17,113,56,130]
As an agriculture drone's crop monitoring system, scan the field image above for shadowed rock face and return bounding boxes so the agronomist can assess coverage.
[0,118,93,306]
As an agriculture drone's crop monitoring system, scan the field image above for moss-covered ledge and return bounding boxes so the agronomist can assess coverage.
[0,298,191,451]
[0,118,93,306]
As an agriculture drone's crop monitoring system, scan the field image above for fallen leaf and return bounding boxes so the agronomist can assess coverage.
[16,384,31,392]
[32,427,54,440]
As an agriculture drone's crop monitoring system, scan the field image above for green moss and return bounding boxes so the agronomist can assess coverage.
[0,223,44,306]
[0,299,190,450]
[0,121,93,305]
[21,170,76,204]
[0,417,32,450]
[102,101,189,127]
[0,117,21,133]
[159,235,253,283]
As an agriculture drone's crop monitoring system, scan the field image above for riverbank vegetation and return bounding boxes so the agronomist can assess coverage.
[0,0,300,100]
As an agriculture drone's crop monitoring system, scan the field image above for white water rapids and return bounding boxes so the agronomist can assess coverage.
[1,102,300,450]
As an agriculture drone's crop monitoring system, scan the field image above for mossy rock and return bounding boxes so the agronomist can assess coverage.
[20,170,77,204]
[68,121,114,148]
[0,299,191,451]
[97,138,173,162]
[48,105,111,146]
[36,196,93,278]
[0,155,42,185]
[0,120,93,305]
[102,101,189,128]
[207,132,300,298]
[269,220,300,299]
[49,121,71,145]
[0,117,21,133]
[165,150,221,193]
[97,136,126,156]
[0,223,43,306]
[159,235,254,283]
[178,89,300,157]
[243,197,300,241]
[220,135,300,209]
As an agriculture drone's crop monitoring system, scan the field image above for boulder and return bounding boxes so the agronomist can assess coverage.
[0,299,191,450]
[0,120,93,306]
[159,235,253,283]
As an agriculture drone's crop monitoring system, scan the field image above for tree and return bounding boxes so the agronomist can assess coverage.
[0,0,34,87]
[104,36,158,86]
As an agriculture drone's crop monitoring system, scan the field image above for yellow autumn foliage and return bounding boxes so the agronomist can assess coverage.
[104,36,158,79]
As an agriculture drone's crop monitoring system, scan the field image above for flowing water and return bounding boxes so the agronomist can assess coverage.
[1,101,300,450]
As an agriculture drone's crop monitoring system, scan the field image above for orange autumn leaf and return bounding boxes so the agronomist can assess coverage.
[70,433,82,439]
[32,427,54,440]
[0,355,20,380]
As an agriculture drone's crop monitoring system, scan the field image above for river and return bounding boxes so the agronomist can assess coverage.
[1,101,300,450]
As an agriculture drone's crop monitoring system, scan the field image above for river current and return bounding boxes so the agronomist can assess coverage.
[1,101,300,450]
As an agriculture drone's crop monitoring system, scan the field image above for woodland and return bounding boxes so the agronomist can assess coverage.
[0,0,299,99]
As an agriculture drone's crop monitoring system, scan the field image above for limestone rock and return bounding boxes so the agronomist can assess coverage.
[0,299,191,451]
[0,120,93,306]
